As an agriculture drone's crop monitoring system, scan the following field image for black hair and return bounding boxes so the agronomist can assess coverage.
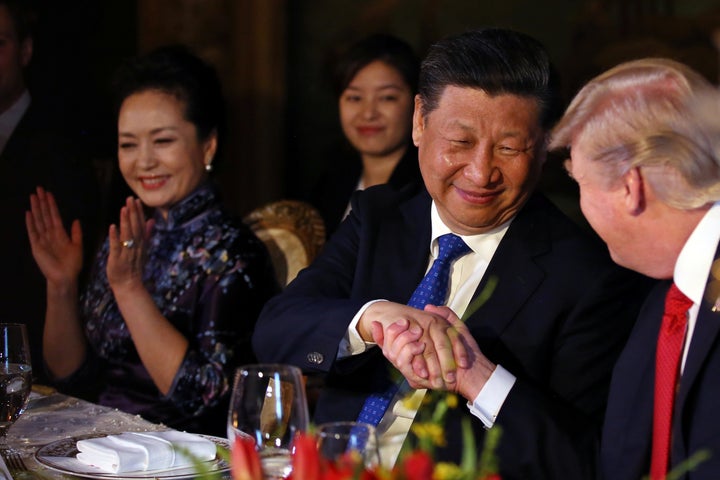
[0,0,36,42]
[112,45,226,158]
[418,27,562,129]
[332,33,419,97]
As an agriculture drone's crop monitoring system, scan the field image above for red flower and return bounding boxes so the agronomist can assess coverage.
[287,433,383,480]
[290,432,323,480]
[231,436,262,480]
[399,451,434,480]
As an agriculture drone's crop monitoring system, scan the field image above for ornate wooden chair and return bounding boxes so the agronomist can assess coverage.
[243,200,326,288]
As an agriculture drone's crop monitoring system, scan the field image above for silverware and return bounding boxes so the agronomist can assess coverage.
[2,450,31,477]
[5,450,28,472]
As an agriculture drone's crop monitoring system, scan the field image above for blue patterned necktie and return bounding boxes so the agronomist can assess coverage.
[356,233,471,426]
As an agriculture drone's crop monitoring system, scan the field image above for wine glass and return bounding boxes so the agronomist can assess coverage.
[315,421,380,469]
[227,364,309,479]
[0,324,32,440]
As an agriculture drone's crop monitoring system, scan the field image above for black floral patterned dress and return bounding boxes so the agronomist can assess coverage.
[55,182,279,435]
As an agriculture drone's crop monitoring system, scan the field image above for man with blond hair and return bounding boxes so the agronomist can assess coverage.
[550,58,720,479]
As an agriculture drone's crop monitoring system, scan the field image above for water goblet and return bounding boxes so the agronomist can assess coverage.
[315,421,380,469]
[0,323,32,441]
[227,364,309,479]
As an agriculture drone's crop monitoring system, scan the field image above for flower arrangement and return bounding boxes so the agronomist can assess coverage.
[211,386,710,480]
[228,391,503,480]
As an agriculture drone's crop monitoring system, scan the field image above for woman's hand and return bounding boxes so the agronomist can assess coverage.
[106,198,186,395]
[25,187,83,288]
[107,197,154,292]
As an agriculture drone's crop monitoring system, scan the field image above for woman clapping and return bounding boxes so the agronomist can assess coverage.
[26,45,279,436]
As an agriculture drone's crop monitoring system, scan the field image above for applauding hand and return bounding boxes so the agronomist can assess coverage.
[107,197,154,293]
[26,187,83,289]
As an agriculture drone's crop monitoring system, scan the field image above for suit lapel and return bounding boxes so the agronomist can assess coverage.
[604,283,667,474]
[676,242,720,421]
[367,190,432,303]
[678,306,720,403]
[462,195,547,336]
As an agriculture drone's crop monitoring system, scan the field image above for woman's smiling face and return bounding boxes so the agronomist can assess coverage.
[117,89,216,219]
[338,60,414,159]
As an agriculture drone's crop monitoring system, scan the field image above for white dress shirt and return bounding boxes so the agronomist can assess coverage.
[340,201,517,467]
[673,201,720,372]
[0,90,30,155]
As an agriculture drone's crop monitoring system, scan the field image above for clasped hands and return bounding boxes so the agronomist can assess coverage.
[358,302,496,402]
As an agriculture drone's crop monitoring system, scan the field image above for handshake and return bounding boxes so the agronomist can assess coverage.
[358,302,497,403]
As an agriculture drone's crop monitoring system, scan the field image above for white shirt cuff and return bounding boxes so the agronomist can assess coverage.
[467,364,516,428]
[337,299,388,358]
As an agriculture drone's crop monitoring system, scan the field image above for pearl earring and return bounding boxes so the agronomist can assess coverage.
[205,163,213,172]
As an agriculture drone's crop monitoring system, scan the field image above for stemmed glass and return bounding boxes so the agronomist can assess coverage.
[0,323,32,441]
[227,364,309,479]
[315,421,380,469]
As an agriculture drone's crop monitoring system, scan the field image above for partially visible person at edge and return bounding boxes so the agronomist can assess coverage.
[26,45,279,436]
[309,33,423,235]
[0,0,99,383]
[550,58,720,480]
[253,27,656,479]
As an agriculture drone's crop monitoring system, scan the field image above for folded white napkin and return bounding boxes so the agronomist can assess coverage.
[76,431,216,473]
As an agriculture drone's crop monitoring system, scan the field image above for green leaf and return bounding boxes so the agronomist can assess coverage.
[462,276,498,322]
[459,417,477,479]
[476,425,502,478]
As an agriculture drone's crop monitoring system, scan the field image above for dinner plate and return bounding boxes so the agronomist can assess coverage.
[35,433,231,479]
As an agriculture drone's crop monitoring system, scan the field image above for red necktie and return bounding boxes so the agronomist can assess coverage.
[650,283,692,480]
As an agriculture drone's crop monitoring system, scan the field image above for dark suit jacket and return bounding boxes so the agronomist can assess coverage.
[308,142,422,235]
[602,254,720,479]
[253,185,655,479]
[0,100,100,383]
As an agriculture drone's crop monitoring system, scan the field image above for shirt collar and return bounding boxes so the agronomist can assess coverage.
[674,201,720,305]
[429,201,511,262]
[0,90,30,126]
[0,90,30,152]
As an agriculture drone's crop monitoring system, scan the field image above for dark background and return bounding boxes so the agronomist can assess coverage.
[23,0,720,224]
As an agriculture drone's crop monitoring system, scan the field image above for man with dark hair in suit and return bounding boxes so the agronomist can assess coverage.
[0,0,99,383]
[551,58,720,480]
[253,28,655,479]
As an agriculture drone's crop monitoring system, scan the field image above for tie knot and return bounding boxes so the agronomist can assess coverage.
[436,233,471,263]
[666,283,692,315]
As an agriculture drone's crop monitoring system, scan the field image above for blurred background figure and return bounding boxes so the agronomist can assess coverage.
[0,0,99,384]
[308,33,422,235]
[26,45,279,436]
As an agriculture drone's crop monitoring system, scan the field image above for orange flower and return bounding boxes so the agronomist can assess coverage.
[231,436,262,480]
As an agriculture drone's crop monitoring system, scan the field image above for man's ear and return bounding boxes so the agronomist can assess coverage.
[20,37,32,68]
[411,95,424,147]
[624,166,645,215]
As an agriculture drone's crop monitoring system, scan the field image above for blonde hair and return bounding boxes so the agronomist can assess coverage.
[550,58,720,209]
